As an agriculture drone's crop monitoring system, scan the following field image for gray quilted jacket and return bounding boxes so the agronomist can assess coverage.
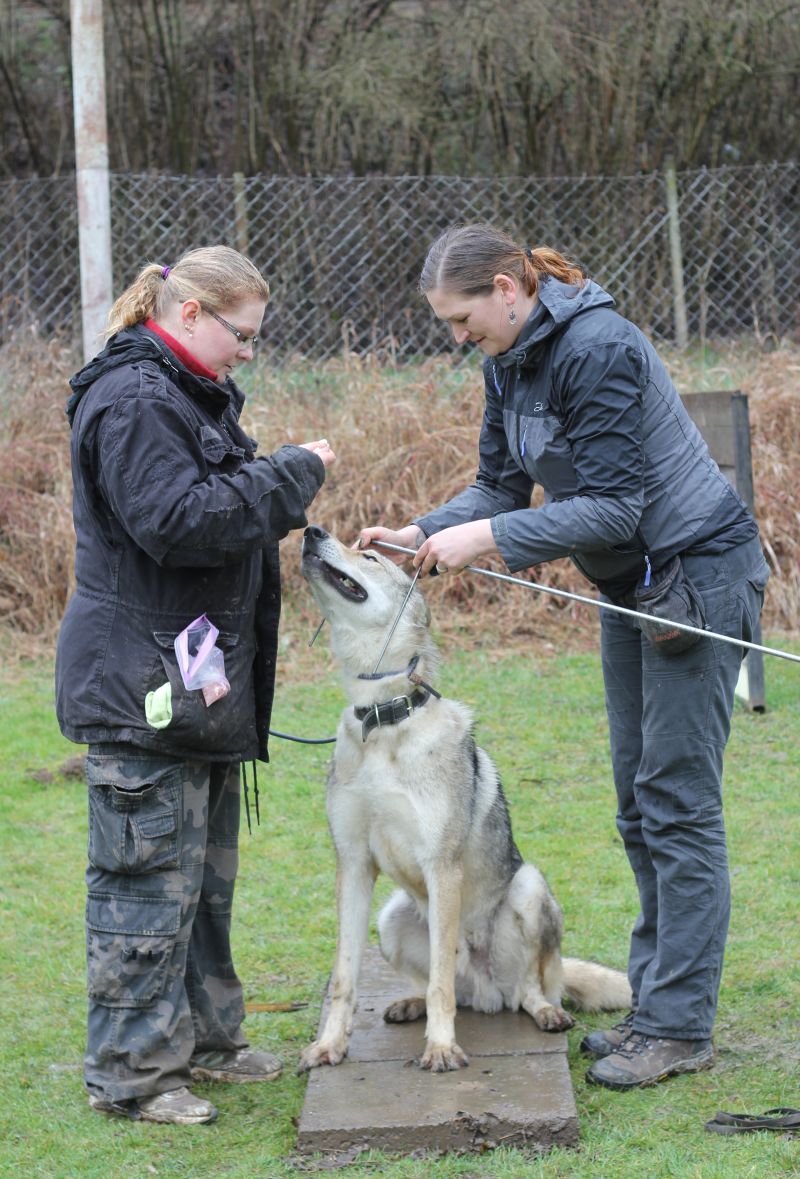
[415,275,755,597]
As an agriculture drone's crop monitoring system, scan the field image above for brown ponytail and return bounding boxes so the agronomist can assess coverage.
[104,245,270,339]
[419,223,586,300]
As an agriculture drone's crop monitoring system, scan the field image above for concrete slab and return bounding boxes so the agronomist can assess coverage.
[323,991,566,1062]
[296,947,579,1157]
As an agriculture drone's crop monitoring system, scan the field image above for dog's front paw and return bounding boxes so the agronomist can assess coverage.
[296,1039,348,1073]
[419,1041,469,1072]
[533,1004,575,1032]
[383,996,427,1023]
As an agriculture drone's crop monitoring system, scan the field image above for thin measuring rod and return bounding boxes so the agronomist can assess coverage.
[372,540,800,666]
[372,565,422,674]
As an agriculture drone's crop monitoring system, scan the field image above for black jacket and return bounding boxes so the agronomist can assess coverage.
[56,325,325,761]
[416,276,755,596]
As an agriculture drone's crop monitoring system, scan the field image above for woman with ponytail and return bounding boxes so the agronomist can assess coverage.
[57,245,335,1124]
[358,222,768,1093]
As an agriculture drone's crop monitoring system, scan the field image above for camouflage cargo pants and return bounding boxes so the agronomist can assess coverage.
[83,745,249,1103]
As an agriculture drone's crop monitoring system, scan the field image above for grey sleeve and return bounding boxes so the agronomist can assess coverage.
[491,491,644,572]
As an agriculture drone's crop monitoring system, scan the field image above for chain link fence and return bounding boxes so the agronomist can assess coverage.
[1,163,797,361]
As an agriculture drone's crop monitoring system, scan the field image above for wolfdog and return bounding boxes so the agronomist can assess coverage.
[297,525,631,1073]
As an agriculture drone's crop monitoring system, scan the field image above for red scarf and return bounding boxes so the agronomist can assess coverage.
[144,318,218,381]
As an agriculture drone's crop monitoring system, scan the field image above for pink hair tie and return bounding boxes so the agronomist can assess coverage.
[161,266,171,279]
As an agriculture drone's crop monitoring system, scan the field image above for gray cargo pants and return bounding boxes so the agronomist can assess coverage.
[600,535,769,1041]
[83,748,248,1103]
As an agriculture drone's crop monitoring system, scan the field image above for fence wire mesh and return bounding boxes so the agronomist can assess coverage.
[1,163,797,361]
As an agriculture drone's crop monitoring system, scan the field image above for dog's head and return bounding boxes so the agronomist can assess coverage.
[301,525,434,680]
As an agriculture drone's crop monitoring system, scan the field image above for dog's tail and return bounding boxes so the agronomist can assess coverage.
[561,957,632,1012]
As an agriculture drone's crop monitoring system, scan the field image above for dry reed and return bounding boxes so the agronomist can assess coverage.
[0,328,75,655]
[1,332,797,672]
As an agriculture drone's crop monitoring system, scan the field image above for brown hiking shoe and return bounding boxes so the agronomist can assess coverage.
[89,1086,218,1125]
[586,1031,714,1090]
[190,1047,283,1083]
[579,1011,636,1058]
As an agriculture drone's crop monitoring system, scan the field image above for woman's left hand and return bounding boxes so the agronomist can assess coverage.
[413,520,498,576]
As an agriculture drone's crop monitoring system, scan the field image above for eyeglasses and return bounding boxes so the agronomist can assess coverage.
[204,307,260,350]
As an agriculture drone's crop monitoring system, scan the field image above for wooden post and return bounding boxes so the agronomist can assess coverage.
[680,390,765,711]
[730,394,765,710]
[664,159,689,352]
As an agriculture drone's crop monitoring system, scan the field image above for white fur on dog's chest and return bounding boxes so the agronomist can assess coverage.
[334,780,432,900]
[328,718,456,900]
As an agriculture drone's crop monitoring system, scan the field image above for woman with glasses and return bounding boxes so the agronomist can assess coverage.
[57,245,335,1124]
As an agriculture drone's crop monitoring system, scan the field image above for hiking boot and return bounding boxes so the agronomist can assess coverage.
[89,1086,218,1125]
[580,1011,636,1058]
[586,1031,714,1090]
[190,1047,283,1083]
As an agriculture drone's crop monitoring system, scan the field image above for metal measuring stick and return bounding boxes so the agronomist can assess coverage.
[371,566,422,675]
[371,540,800,666]
[308,618,326,646]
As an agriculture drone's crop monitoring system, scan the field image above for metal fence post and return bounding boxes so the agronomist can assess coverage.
[71,0,113,363]
[233,172,249,255]
[664,158,689,351]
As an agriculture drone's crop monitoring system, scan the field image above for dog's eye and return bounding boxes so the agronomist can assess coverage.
[362,554,379,562]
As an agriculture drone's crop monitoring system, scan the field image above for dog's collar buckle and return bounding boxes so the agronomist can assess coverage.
[355,688,430,742]
[388,694,413,722]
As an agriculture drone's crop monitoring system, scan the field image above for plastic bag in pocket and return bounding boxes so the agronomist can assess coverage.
[174,614,231,706]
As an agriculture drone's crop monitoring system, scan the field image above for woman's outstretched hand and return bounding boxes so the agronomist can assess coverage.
[354,525,423,564]
[301,438,336,467]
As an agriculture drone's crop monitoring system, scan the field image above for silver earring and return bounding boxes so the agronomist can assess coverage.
[184,324,193,336]
[508,308,517,325]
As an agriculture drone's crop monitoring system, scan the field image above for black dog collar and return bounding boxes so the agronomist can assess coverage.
[354,687,433,742]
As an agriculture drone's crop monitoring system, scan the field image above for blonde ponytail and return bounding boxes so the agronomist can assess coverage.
[105,264,164,338]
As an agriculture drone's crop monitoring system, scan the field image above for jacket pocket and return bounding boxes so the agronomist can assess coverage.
[516,411,576,492]
[147,628,255,754]
[87,757,182,874]
[86,892,180,1008]
[739,555,770,641]
[199,422,245,468]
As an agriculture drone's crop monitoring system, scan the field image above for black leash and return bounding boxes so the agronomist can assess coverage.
[268,728,336,745]
[241,759,260,833]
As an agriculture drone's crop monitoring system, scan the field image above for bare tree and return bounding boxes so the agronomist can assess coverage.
[1,0,797,177]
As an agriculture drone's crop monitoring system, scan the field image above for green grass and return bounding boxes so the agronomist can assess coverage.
[1,640,798,1178]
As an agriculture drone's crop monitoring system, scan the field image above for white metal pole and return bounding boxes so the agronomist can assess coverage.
[71,0,113,363]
